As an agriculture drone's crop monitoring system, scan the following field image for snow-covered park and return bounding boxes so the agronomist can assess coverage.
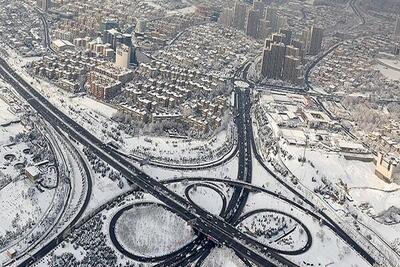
[114,203,195,257]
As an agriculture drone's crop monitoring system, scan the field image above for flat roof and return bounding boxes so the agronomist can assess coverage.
[25,166,41,176]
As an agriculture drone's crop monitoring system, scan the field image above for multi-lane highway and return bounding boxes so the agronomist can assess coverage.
[119,85,297,267]
[349,0,366,29]
[35,8,55,53]
[12,126,93,267]
[1,3,381,265]
[168,87,257,266]
[0,55,295,266]
[231,58,377,266]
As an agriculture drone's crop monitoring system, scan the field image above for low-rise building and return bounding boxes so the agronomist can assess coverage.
[25,166,41,182]
[6,248,17,259]
[51,39,75,52]
[118,104,149,123]
[375,152,400,183]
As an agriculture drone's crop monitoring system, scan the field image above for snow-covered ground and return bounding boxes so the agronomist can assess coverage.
[377,58,400,72]
[252,92,400,265]
[244,192,371,267]
[141,154,238,182]
[237,210,308,252]
[124,128,235,165]
[0,98,62,265]
[283,145,395,190]
[186,184,225,215]
[0,179,53,237]
[0,85,24,146]
[282,144,400,246]
[201,247,246,267]
[166,5,196,15]
[375,64,400,81]
[0,98,19,126]
[36,192,197,267]
[115,203,195,257]
[0,105,38,240]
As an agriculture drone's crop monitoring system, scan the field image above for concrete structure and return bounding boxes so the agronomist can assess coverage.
[261,32,303,84]
[86,72,122,100]
[277,17,288,32]
[395,17,400,36]
[51,39,74,52]
[101,19,119,43]
[261,42,286,79]
[279,29,292,45]
[252,0,265,16]
[59,79,80,93]
[115,44,131,68]
[94,63,134,84]
[37,0,51,11]
[258,19,273,39]
[375,153,400,183]
[246,8,261,38]
[232,1,247,30]
[119,104,149,123]
[100,19,119,33]
[219,7,234,27]
[25,166,41,182]
[104,28,121,50]
[307,26,323,56]
[135,20,147,34]
[121,61,226,131]
[301,29,310,53]
[6,249,17,259]
[282,55,301,84]
[300,109,331,128]
[265,7,278,31]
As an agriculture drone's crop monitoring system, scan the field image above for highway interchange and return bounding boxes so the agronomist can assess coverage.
[0,2,386,265]
[0,54,293,266]
[0,54,379,266]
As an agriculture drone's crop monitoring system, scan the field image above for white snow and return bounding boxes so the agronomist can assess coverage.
[166,5,196,15]
[115,204,195,257]
[124,127,234,164]
[244,192,371,267]
[0,98,19,126]
[0,179,53,236]
[375,64,400,81]
[186,184,225,215]
[201,247,246,267]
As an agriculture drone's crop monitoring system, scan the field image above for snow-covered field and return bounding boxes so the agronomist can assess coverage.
[244,192,371,266]
[201,247,246,267]
[282,144,400,212]
[237,211,308,252]
[252,94,400,265]
[115,204,195,257]
[0,179,53,237]
[36,192,197,267]
[0,98,19,126]
[141,154,239,182]
[186,184,225,215]
[283,145,391,189]
[282,144,400,261]
[0,90,24,146]
[124,128,235,165]
[375,64,400,81]
[0,98,59,264]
